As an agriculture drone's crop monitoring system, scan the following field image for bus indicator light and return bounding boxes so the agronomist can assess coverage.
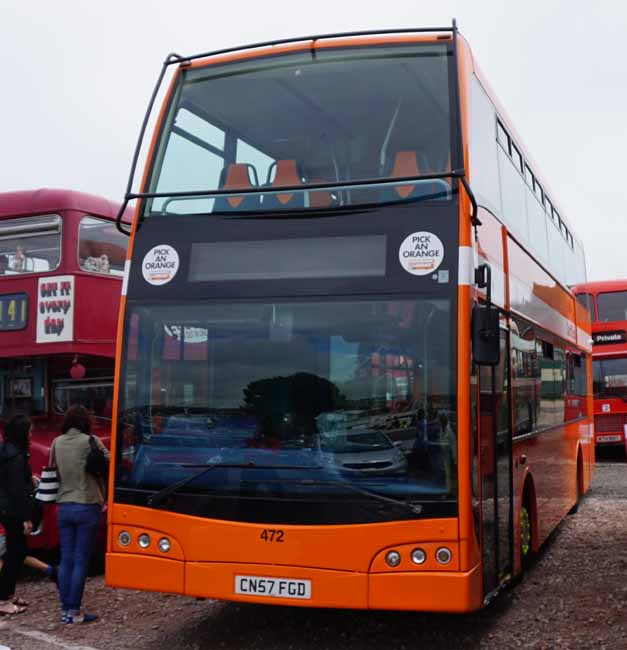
[411,548,426,565]
[158,537,171,553]
[436,547,452,565]
[118,531,131,547]
[138,533,151,549]
[385,551,401,567]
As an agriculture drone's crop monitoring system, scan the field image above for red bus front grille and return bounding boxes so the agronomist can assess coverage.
[595,414,627,433]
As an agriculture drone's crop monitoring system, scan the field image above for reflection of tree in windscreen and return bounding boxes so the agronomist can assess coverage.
[243,372,346,443]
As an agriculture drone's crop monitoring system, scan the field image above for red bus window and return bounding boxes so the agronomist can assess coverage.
[0,215,61,276]
[598,291,627,322]
[575,292,594,320]
[78,216,128,275]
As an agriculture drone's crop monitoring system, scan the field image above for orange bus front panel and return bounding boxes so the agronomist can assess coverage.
[106,553,184,594]
[368,564,483,612]
[109,504,460,572]
[186,562,369,609]
[106,554,482,611]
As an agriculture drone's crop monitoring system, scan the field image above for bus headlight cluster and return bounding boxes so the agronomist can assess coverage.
[385,547,453,567]
[118,530,171,553]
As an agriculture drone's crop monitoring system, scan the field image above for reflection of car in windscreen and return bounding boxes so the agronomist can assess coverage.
[320,430,407,476]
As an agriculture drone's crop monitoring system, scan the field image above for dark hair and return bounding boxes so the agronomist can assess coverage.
[61,404,92,435]
[3,414,31,452]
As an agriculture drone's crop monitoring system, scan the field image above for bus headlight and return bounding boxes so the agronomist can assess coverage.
[435,547,452,564]
[385,550,401,567]
[158,537,171,553]
[138,533,151,549]
[411,548,426,565]
[118,531,131,547]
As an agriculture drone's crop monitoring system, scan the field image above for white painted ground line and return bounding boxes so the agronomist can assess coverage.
[0,621,102,650]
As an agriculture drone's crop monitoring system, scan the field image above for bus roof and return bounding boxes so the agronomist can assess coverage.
[0,188,132,223]
[572,280,627,295]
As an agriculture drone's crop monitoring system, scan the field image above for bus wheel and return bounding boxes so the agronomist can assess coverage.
[520,502,532,569]
[569,454,583,515]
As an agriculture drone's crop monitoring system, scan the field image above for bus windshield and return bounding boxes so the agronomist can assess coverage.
[146,42,454,216]
[593,357,627,400]
[116,297,457,525]
[597,291,627,322]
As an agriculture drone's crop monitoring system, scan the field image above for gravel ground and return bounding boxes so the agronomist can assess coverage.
[1,453,626,650]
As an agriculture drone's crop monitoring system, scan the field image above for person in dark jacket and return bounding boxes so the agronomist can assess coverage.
[0,414,33,615]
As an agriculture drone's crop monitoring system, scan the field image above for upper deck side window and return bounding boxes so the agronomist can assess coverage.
[0,214,61,276]
[511,144,523,173]
[575,292,595,320]
[524,163,533,186]
[496,121,510,152]
[146,43,456,215]
[78,216,128,276]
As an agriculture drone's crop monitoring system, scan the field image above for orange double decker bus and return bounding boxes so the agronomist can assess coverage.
[106,23,594,612]
[573,280,627,454]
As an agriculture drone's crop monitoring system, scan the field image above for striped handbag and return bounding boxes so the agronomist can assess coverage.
[35,443,59,503]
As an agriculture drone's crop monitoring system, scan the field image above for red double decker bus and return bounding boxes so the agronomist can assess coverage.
[573,280,627,454]
[0,188,129,548]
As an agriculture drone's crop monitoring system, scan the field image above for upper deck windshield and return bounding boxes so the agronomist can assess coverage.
[115,296,457,525]
[597,291,627,323]
[0,215,61,275]
[145,42,455,216]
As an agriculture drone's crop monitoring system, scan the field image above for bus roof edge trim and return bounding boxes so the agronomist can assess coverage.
[168,26,457,67]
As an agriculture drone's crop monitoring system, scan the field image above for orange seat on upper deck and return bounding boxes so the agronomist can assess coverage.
[214,163,260,212]
[263,160,305,209]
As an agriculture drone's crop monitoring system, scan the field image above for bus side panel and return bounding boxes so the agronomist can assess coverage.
[73,274,119,351]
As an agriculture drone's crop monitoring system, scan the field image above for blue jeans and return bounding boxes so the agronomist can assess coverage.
[57,503,101,612]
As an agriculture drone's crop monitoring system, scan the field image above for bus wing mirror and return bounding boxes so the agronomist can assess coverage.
[472,304,500,366]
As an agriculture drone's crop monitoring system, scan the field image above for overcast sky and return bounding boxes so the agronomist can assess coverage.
[1,1,624,281]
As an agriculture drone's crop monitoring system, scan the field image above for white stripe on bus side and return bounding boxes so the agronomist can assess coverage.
[458,246,474,286]
[121,260,131,296]
[577,327,593,353]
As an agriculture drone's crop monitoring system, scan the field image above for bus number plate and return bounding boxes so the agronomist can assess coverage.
[235,575,311,600]
[597,434,622,443]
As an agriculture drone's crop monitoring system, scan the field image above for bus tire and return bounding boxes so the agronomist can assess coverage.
[520,487,534,571]
[568,451,583,515]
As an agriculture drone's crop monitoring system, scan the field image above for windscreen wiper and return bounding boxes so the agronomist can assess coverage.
[275,478,424,515]
[147,462,323,507]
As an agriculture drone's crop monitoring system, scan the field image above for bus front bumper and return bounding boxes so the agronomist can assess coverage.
[106,553,483,612]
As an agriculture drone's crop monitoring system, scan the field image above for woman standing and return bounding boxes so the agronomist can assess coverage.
[52,405,108,624]
[0,414,33,615]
